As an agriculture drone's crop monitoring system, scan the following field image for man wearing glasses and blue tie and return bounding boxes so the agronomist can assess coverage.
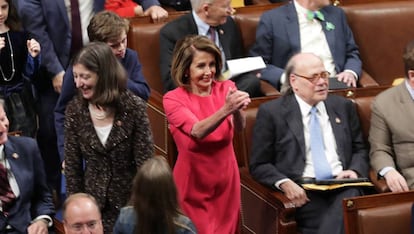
[249,53,369,234]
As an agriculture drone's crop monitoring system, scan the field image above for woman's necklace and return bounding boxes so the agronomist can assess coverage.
[88,103,108,120]
[0,32,15,82]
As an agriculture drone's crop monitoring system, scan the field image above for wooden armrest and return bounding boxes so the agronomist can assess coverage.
[53,217,65,234]
[260,80,280,96]
[358,71,379,88]
[239,167,297,234]
[369,168,390,193]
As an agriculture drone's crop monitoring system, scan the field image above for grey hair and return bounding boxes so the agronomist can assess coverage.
[190,0,214,11]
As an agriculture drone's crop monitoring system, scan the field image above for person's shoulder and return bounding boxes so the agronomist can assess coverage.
[375,84,402,102]
[7,135,36,146]
[175,214,197,234]
[257,95,285,113]
[326,93,351,105]
[115,206,137,232]
[322,4,346,15]
[124,48,138,58]
[263,2,291,17]
[216,79,235,88]
[118,206,136,221]
[162,13,191,32]
[66,95,83,113]
[164,87,187,99]
[123,91,146,107]
[6,135,38,155]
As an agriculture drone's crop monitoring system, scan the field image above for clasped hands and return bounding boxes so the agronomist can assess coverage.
[224,87,251,114]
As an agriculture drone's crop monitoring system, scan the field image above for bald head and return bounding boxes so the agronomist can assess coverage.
[284,52,329,106]
[63,193,103,234]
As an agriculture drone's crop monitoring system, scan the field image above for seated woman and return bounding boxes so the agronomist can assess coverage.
[113,156,196,234]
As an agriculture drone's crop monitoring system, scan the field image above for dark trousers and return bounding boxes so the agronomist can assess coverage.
[296,187,364,234]
[35,85,61,200]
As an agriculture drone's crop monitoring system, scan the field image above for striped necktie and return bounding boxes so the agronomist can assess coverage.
[0,162,15,215]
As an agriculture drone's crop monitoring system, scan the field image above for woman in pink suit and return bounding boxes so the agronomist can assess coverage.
[163,35,251,234]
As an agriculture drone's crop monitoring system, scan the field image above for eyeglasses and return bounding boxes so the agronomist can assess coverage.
[294,71,330,84]
[69,220,101,233]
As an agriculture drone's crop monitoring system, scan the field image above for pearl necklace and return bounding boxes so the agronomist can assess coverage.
[0,32,15,82]
[88,103,108,120]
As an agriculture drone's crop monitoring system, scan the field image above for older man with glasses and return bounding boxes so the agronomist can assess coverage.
[159,0,263,98]
[249,52,369,234]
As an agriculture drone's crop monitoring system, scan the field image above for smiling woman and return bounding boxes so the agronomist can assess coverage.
[64,42,154,233]
[163,35,251,233]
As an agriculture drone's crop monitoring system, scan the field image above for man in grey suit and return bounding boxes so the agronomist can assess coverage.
[250,53,368,234]
[159,0,262,97]
[249,0,361,90]
[369,40,414,192]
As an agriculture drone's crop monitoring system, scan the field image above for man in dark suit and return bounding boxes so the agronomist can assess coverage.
[249,53,368,234]
[159,0,263,97]
[249,0,361,90]
[15,0,163,198]
[0,99,55,233]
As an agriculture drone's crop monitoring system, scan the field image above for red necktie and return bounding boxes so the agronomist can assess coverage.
[0,162,15,215]
[70,0,83,56]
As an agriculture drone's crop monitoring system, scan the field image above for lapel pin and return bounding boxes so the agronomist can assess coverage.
[219,29,224,35]
[335,117,341,124]
[12,153,18,159]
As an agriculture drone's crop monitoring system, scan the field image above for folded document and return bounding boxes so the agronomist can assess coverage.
[224,56,266,79]
[299,178,374,191]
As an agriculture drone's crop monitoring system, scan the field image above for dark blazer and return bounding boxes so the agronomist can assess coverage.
[17,0,159,80]
[54,48,150,161]
[159,13,245,93]
[249,2,361,88]
[0,136,54,233]
[249,94,368,188]
[64,91,154,231]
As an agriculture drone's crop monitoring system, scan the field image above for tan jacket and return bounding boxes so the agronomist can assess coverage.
[369,82,414,188]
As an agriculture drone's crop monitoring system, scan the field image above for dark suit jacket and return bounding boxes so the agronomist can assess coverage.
[159,13,245,93]
[249,2,361,88]
[0,136,54,232]
[54,48,150,161]
[249,94,368,188]
[17,0,159,80]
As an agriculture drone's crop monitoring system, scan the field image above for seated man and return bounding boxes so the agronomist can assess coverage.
[249,0,361,90]
[249,53,369,234]
[159,0,263,97]
[369,40,414,192]
[0,99,55,233]
[54,11,151,162]
[63,193,103,234]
